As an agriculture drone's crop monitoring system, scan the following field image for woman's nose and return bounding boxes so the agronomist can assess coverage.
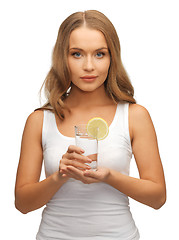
[83,56,94,71]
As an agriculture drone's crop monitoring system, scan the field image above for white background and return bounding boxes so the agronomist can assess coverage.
[0,0,179,239]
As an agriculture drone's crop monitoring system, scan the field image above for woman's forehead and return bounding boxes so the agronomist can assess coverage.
[69,26,108,50]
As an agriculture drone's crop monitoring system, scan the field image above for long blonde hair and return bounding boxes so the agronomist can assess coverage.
[39,10,136,119]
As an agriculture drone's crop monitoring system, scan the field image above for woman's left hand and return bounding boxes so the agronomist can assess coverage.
[60,166,110,184]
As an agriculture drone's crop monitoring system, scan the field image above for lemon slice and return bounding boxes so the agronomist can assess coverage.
[87,117,109,140]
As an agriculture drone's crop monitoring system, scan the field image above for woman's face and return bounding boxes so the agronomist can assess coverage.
[67,26,110,92]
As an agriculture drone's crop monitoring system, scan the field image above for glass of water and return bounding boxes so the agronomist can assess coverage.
[74,124,98,171]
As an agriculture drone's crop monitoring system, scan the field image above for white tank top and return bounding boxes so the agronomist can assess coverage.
[36,103,140,240]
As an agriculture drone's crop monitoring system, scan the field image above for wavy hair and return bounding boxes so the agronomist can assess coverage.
[38,10,136,120]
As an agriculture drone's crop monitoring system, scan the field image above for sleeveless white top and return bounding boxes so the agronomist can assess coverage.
[36,103,140,240]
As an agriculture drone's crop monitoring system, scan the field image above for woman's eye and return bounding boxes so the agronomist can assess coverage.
[96,52,105,58]
[72,52,81,58]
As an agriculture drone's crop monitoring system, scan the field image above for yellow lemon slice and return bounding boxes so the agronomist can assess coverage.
[87,117,109,140]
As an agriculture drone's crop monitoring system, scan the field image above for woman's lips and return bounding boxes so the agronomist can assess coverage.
[80,75,97,82]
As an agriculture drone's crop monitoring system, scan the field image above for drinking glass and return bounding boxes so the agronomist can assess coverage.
[74,124,98,170]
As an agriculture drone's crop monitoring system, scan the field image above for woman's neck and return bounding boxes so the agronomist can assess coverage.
[65,85,113,109]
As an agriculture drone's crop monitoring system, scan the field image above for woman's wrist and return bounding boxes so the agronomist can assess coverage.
[103,169,123,187]
[102,168,113,184]
[52,171,69,185]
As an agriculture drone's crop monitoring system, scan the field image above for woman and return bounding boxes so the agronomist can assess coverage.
[15,10,166,240]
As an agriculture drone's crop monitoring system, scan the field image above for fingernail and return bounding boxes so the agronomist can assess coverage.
[80,149,85,153]
[87,157,92,162]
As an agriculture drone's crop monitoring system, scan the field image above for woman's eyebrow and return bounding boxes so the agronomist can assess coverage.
[69,47,83,51]
[96,47,108,51]
[69,47,108,51]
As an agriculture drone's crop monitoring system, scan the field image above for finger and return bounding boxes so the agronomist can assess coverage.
[68,152,92,163]
[66,166,99,184]
[60,168,74,178]
[60,153,92,169]
[67,145,85,154]
[61,164,85,178]
[62,158,91,170]
[66,166,97,182]
[61,173,68,178]
[67,166,85,178]
[61,167,82,181]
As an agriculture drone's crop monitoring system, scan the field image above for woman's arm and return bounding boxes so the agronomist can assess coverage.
[15,111,68,214]
[127,104,166,209]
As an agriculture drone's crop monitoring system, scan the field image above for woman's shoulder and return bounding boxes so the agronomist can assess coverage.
[20,110,44,146]
[26,110,44,124]
[129,103,150,119]
[24,110,44,134]
[128,103,153,139]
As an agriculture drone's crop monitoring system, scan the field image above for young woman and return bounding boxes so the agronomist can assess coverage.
[15,10,166,240]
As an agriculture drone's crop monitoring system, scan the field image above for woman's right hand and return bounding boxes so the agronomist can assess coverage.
[59,145,92,179]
